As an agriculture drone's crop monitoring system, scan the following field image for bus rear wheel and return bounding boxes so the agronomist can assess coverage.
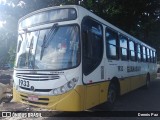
[107,83,117,110]
[145,74,150,89]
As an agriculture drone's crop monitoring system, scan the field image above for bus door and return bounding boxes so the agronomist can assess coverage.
[81,17,105,109]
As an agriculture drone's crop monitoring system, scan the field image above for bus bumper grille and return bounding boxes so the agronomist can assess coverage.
[20,94,49,106]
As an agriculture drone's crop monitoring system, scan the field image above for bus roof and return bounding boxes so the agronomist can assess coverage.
[18,5,78,23]
[19,5,155,51]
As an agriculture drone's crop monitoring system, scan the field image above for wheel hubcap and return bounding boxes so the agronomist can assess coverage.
[109,89,116,104]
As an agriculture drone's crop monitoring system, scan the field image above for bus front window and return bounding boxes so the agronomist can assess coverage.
[35,25,80,70]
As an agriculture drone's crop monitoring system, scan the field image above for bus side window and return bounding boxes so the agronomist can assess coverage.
[119,34,128,61]
[153,51,155,63]
[82,30,92,59]
[140,45,143,62]
[82,17,103,75]
[153,51,156,63]
[137,44,142,62]
[142,46,147,62]
[150,50,153,63]
[106,28,119,60]
[146,48,150,62]
[129,40,136,61]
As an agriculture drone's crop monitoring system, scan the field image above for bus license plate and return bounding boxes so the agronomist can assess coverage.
[28,95,38,101]
[19,79,30,88]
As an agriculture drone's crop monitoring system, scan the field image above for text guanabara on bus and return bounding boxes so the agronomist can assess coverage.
[13,5,157,111]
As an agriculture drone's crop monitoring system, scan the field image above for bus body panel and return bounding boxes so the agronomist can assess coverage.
[105,60,157,95]
[13,81,110,111]
[85,81,110,109]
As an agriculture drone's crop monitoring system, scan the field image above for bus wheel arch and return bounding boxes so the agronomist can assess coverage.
[106,77,120,109]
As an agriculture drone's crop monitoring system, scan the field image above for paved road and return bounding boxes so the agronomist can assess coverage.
[113,78,160,111]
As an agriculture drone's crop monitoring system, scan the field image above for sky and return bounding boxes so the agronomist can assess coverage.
[0,0,25,54]
[0,0,25,8]
[0,0,26,27]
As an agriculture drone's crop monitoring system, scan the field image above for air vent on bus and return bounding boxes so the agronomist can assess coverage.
[19,86,52,92]
[22,99,48,106]
[20,94,49,106]
[16,73,60,81]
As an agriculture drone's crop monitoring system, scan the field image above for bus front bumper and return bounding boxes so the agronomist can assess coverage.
[13,86,85,111]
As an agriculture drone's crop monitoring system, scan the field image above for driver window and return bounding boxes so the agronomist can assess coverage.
[82,17,103,75]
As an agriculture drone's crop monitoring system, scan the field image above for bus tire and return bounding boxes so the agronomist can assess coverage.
[145,74,150,89]
[106,82,117,110]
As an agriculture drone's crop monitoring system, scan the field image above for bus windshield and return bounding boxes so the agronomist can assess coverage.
[16,25,80,70]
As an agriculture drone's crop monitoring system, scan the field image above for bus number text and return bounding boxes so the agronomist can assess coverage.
[19,79,30,88]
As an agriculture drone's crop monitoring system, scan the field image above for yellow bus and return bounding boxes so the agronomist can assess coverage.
[13,5,157,111]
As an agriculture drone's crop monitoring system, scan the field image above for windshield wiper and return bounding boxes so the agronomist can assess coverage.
[40,23,59,60]
[40,35,46,60]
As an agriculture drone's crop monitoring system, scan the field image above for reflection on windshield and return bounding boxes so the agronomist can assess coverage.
[35,25,80,70]
[16,31,39,69]
[16,25,80,70]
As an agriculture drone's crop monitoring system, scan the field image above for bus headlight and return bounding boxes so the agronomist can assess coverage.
[60,86,66,93]
[52,77,78,95]
[52,89,58,95]
[67,81,74,89]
